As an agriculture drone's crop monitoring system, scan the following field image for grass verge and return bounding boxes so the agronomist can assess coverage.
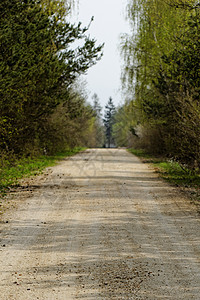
[128,148,200,189]
[0,147,85,196]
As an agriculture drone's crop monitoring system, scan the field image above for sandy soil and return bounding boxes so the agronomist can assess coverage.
[0,148,200,299]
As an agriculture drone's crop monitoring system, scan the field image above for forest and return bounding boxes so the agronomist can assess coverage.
[113,0,200,171]
[1,0,200,176]
[0,0,104,163]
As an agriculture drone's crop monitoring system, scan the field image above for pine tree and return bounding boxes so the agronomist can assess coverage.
[92,93,102,119]
[91,93,104,147]
[103,97,116,148]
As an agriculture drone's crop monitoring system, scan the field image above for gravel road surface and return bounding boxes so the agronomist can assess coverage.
[0,149,200,299]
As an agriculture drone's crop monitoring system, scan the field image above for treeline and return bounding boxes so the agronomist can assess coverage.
[115,0,200,170]
[0,0,103,161]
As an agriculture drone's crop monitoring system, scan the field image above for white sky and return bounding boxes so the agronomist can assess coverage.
[70,0,130,108]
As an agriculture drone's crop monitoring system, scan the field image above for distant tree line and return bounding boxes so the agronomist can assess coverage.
[114,0,200,170]
[0,0,103,160]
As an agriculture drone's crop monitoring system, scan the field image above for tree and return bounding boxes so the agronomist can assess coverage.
[92,93,102,119]
[120,0,200,168]
[91,93,104,147]
[113,101,138,147]
[103,97,116,148]
[46,83,97,152]
[0,0,103,155]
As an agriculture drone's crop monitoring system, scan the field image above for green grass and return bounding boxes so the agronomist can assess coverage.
[128,149,154,160]
[0,147,85,195]
[128,148,200,188]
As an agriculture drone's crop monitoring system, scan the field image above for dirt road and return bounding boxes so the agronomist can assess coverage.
[0,149,200,299]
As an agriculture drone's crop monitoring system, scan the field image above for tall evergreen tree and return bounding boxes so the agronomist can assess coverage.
[91,93,104,147]
[92,93,102,119]
[103,97,116,148]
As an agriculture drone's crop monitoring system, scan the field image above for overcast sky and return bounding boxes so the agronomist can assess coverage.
[70,0,130,108]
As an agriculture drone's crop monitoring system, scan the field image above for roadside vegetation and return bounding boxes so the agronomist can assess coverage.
[113,0,200,175]
[0,0,103,158]
[0,0,104,196]
[0,148,85,196]
[2,0,200,198]
[128,149,200,199]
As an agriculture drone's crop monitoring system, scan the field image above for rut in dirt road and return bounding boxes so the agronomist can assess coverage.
[0,149,200,299]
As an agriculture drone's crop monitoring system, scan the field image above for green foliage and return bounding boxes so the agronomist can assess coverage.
[120,0,200,170]
[0,0,104,199]
[42,84,93,151]
[0,0,103,155]
[113,101,138,147]
[128,148,153,159]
